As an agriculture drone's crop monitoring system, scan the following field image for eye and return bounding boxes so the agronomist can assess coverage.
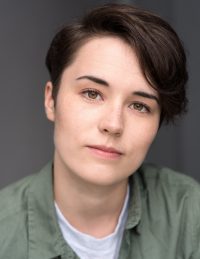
[82,89,102,101]
[129,102,150,113]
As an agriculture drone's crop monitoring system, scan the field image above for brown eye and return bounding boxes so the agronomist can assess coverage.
[129,102,150,113]
[88,90,99,99]
[82,89,102,101]
[134,103,143,111]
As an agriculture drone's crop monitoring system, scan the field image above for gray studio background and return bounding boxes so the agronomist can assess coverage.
[0,0,199,188]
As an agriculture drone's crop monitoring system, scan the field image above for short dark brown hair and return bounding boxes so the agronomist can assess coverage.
[46,3,188,124]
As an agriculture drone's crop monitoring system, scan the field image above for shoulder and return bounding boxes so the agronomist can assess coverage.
[138,163,200,195]
[137,163,200,255]
[0,162,56,258]
[0,173,35,219]
[0,162,52,218]
[137,163,200,212]
[0,173,36,257]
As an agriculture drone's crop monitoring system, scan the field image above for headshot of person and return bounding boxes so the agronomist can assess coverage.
[0,3,199,259]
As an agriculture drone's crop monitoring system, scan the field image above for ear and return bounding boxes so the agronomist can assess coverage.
[44,81,55,122]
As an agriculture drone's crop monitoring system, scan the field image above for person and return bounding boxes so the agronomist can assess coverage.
[0,3,199,259]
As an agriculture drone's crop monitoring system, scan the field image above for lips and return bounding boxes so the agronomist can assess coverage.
[88,145,123,154]
[86,145,123,159]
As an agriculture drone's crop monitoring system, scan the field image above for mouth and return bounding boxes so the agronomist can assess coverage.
[86,145,123,159]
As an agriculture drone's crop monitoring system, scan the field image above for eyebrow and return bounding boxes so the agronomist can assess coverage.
[76,75,159,104]
[133,91,159,104]
[76,75,109,86]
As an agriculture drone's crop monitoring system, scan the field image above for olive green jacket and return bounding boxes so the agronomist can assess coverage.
[0,163,200,259]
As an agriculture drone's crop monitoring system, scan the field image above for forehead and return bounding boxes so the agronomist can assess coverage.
[73,36,140,72]
[62,36,158,96]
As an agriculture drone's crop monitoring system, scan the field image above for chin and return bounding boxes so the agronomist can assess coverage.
[75,166,131,187]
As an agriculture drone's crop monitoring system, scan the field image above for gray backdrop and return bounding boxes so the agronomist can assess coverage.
[0,0,199,188]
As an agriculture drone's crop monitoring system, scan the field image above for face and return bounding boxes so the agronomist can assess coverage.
[45,36,160,187]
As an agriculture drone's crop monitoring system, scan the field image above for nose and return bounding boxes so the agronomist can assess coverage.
[98,104,124,137]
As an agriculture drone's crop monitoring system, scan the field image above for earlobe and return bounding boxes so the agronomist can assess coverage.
[44,81,55,122]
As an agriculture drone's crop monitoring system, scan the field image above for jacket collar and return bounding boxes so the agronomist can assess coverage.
[27,163,71,259]
[125,170,143,233]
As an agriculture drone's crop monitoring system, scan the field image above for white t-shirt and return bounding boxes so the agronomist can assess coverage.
[55,187,129,259]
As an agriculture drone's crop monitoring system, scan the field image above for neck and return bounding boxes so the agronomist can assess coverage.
[53,156,128,238]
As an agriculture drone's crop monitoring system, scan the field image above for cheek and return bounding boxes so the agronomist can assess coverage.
[128,119,159,153]
[53,99,97,141]
[54,109,80,140]
[142,123,158,143]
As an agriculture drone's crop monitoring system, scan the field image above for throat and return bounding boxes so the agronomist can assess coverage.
[55,184,130,238]
[53,156,129,237]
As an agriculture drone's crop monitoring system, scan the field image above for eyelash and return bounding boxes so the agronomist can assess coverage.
[81,88,103,101]
[81,88,151,113]
[129,102,151,113]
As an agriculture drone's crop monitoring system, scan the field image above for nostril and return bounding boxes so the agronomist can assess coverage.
[98,107,124,136]
[102,126,122,137]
